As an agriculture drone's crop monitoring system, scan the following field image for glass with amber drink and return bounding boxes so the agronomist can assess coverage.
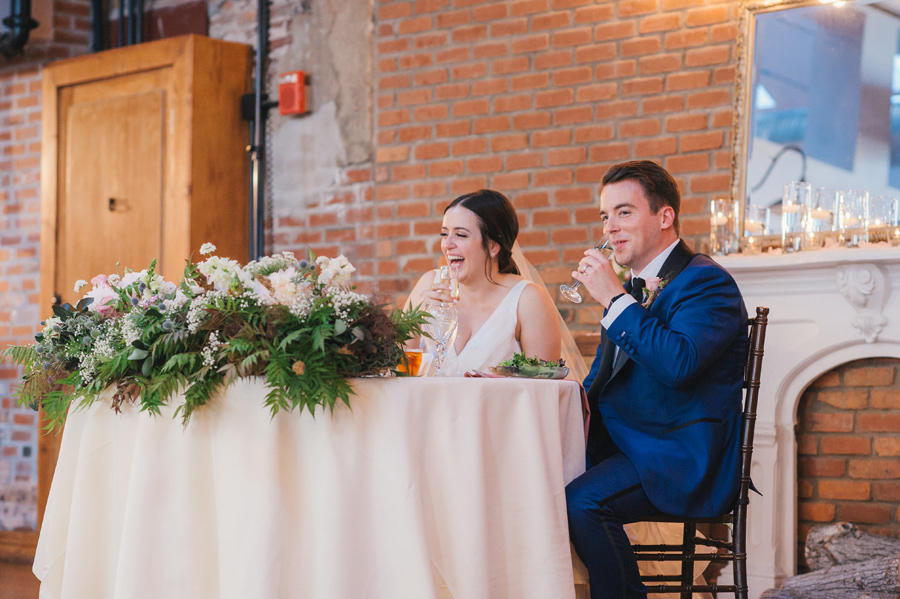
[398,348,424,376]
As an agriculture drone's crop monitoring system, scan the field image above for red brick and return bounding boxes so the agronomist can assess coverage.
[376,184,411,201]
[511,0,549,15]
[492,172,530,190]
[414,142,450,160]
[474,116,511,134]
[575,125,615,143]
[664,29,708,50]
[467,156,503,173]
[392,164,427,180]
[595,21,635,41]
[452,138,488,156]
[689,174,730,193]
[859,414,900,432]
[535,89,574,109]
[554,188,592,205]
[575,43,616,64]
[874,481,900,501]
[490,134,528,152]
[534,129,573,146]
[414,32,448,48]
[798,480,814,499]
[533,208,572,225]
[532,12,570,31]
[472,79,509,96]
[820,436,871,455]
[818,480,869,500]
[686,46,731,67]
[494,94,532,112]
[639,54,682,75]
[687,89,731,110]
[513,112,552,130]
[514,192,550,209]
[376,146,410,163]
[416,0,451,12]
[817,389,868,410]
[840,504,892,524]
[507,153,543,170]
[621,37,661,58]
[397,89,431,106]
[622,77,664,97]
[666,114,707,132]
[553,27,592,48]
[620,118,661,138]
[844,366,895,387]
[574,5,614,23]
[473,4,508,20]
[429,160,464,177]
[681,131,724,152]
[493,56,530,75]
[414,105,449,121]
[874,437,900,456]
[798,503,836,522]
[399,16,432,34]
[534,169,574,187]
[799,457,846,477]
[685,5,729,27]
[450,177,488,195]
[587,144,630,163]
[848,459,900,479]
[511,73,551,91]
[473,42,508,59]
[436,9,469,28]
[512,34,550,54]
[453,99,489,117]
[639,13,681,33]
[434,83,470,100]
[452,62,487,79]
[635,137,678,157]
[797,434,818,455]
[436,121,471,137]
[491,19,528,36]
[643,95,685,114]
[576,83,618,103]
[554,106,593,125]
[412,181,447,198]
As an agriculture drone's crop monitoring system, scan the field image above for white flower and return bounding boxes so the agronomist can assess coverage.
[200,243,217,255]
[198,256,246,292]
[74,280,88,292]
[316,255,356,288]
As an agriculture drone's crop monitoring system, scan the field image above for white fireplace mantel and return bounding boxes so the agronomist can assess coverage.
[715,246,900,598]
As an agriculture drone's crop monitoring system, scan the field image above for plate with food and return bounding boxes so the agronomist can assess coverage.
[489,353,569,380]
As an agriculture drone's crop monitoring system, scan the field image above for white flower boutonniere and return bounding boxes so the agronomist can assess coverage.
[641,276,669,308]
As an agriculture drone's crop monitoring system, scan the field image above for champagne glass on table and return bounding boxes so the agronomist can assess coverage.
[559,237,612,303]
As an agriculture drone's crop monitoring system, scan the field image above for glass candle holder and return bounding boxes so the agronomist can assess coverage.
[744,204,770,237]
[838,189,869,247]
[868,196,898,244]
[710,198,739,255]
[805,187,838,249]
[782,181,810,252]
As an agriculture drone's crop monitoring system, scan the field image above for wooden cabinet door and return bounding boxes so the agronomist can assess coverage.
[59,89,165,302]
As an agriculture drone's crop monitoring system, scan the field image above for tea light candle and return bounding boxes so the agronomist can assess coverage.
[744,220,764,234]
[843,216,859,227]
[782,203,801,214]
[711,213,729,226]
[810,207,831,220]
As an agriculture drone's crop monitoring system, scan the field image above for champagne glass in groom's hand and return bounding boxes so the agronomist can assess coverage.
[559,238,612,304]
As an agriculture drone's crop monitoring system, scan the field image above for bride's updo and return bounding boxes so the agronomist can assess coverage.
[445,189,520,281]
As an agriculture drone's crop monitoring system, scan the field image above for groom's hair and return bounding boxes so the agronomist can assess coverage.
[445,189,520,281]
[601,160,681,234]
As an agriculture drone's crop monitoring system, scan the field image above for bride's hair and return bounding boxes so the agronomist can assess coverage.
[445,189,520,282]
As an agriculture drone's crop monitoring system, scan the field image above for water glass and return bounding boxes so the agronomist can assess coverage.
[782,181,810,252]
[710,198,739,255]
[838,190,869,247]
[424,302,458,377]
[805,187,838,249]
[868,196,898,244]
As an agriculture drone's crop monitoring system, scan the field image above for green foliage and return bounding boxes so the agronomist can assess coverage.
[3,250,430,429]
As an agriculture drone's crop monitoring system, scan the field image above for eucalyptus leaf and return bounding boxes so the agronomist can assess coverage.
[128,348,149,361]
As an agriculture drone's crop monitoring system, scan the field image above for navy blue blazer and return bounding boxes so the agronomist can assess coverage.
[584,240,747,518]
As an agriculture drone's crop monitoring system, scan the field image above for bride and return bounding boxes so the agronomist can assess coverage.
[407,189,569,376]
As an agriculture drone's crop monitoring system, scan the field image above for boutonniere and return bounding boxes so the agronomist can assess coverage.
[641,276,669,308]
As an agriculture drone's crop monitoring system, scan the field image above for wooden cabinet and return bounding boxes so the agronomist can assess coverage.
[35,35,251,527]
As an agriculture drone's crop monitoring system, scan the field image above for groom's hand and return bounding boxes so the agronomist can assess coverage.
[573,248,625,307]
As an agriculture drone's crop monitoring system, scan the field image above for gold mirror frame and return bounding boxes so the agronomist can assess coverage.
[730,0,834,235]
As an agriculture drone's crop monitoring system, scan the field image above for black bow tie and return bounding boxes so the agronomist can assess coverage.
[629,277,645,303]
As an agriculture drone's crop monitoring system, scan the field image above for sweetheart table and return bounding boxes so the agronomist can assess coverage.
[33,377,586,599]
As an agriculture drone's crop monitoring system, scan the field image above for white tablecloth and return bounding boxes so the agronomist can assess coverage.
[34,377,586,599]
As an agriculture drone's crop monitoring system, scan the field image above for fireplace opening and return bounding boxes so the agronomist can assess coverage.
[796,357,900,572]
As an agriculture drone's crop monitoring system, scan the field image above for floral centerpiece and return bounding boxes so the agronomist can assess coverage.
[4,244,428,429]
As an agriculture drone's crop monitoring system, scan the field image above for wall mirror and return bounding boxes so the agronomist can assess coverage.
[732,0,900,234]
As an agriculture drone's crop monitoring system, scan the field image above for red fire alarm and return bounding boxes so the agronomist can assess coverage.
[278,70,306,116]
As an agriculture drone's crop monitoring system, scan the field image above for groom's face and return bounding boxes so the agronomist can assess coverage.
[599,180,673,274]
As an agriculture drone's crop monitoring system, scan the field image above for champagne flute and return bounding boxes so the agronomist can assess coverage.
[424,302,458,377]
[559,238,612,304]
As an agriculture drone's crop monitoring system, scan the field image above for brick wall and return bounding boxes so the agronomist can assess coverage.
[796,358,900,571]
[0,0,91,495]
[367,0,739,322]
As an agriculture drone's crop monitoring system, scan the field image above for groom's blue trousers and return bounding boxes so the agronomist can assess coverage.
[566,448,663,599]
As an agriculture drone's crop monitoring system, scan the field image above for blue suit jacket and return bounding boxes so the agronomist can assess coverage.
[584,241,747,518]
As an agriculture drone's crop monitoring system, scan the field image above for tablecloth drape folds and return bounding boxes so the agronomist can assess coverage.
[35,377,586,599]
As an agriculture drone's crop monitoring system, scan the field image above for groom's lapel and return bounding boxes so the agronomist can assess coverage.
[608,239,695,379]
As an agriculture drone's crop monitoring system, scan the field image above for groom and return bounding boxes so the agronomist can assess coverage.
[566,161,747,599]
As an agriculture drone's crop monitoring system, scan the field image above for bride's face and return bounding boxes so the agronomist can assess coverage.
[441,205,498,283]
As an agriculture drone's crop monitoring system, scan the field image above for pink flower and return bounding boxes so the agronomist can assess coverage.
[644,277,661,293]
[91,274,109,287]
